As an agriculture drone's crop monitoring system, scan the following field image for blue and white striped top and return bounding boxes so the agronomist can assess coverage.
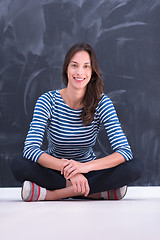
[23,89,133,163]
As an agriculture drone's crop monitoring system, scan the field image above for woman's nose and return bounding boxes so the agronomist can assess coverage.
[76,67,84,75]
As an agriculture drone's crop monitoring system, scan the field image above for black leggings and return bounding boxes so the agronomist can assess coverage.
[10,157,143,194]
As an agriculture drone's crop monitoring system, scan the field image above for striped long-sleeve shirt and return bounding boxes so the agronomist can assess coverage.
[23,89,133,163]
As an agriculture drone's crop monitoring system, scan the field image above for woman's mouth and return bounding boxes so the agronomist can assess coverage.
[74,77,85,81]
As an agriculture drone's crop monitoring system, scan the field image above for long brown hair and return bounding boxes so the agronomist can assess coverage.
[62,42,104,126]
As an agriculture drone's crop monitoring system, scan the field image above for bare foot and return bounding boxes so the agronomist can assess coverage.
[87,192,102,199]
[66,180,72,187]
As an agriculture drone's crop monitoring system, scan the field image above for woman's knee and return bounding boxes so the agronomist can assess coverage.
[9,157,29,183]
[127,158,144,181]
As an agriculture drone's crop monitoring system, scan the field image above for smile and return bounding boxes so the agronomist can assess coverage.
[74,77,85,81]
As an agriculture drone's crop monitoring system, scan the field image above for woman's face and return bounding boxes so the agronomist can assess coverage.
[67,50,92,90]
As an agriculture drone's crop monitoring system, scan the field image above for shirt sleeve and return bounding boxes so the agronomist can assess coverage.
[98,94,133,161]
[23,92,53,162]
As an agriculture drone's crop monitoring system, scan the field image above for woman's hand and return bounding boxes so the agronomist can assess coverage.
[70,173,90,197]
[61,159,89,179]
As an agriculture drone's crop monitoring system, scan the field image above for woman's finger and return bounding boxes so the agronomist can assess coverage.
[61,163,67,175]
[81,182,86,195]
[77,182,82,193]
[63,163,73,172]
[64,165,77,178]
[61,159,70,174]
[85,182,90,197]
[73,182,78,193]
[66,169,78,179]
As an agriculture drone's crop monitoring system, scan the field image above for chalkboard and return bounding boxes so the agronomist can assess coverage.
[0,0,160,186]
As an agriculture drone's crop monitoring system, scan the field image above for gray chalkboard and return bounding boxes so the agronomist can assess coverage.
[0,0,160,186]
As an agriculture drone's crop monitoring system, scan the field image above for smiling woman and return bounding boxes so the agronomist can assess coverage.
[67,51,92,87]
[62,43,104,125]
[10,42,143,202]
[60,51,92,111]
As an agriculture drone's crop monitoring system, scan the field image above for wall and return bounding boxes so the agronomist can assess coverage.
[0,0,160,186]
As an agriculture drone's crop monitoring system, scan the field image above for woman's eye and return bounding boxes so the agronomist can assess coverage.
[84,65,90,68]
[71,64,77,67]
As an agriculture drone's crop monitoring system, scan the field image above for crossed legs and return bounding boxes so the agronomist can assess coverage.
[10,157,143,201]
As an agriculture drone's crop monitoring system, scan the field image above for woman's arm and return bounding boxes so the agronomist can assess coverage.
[23,92,53,162]
[38,152,64,171]
[99,95,133,161]
[23,91,68,172]
[86,152,125,172]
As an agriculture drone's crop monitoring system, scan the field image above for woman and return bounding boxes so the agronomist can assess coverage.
[10,42,143,201]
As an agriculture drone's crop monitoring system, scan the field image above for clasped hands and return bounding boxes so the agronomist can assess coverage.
[61,159,90,197]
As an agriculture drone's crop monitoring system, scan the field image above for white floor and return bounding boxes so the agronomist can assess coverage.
[0,187,160,240]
